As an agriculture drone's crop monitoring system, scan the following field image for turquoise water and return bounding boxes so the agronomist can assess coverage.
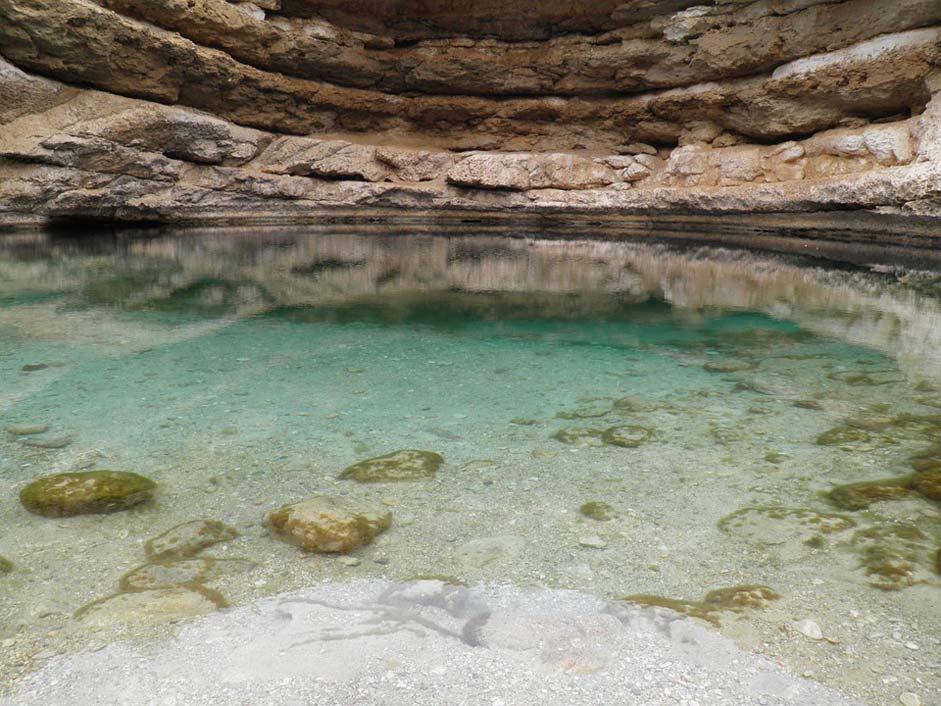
[1,230,940,704]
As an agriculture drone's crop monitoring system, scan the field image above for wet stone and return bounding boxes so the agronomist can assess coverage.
[19,470,156,517]
[579,501,616,521]
[601,425,655,448]
[912,470,941,501]
[339,449,443,483]
[718,506,856,546]
[703,359,755,373]
[145,519,239,560]
[76,586,227,627]
[551,428,604,446]
[816,426,871,446]
[851,524,935,591]
[704,585,779,611]
[555,401,613,419]
[266,496,391,553]
[21,435,73,449]
[0,556,11,575]
[828,478,915,511]
[5,424,49,436]
[119,558,256,591]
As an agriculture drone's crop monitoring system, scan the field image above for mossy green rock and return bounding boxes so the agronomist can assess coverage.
[19,470,156,517]
[828,478,914,511]
[266,496,391,553]
[0,556,11,574]
[145,519,239,560]
[703,359,754,373]
[551,427,604,446]
[339,449,443,483]
[601,425,654,448]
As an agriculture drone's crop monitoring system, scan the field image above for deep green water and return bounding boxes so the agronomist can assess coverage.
[0,230,939,704]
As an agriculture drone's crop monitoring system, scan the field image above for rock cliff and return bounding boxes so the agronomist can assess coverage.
[1,0,940,227]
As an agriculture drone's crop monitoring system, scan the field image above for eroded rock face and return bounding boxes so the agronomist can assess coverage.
[0,0,940,224]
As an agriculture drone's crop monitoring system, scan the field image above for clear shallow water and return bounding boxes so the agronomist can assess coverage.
[0,230,940,704]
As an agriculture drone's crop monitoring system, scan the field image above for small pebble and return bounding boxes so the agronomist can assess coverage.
[794,619,824,640]
[904,641,919,650]
[338,557,360,567]
[22,435,73,449]
[899,692,921,706]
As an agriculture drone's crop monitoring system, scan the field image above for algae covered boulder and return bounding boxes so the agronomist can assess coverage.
[339,449,443,483]
[266,496,391,553]
[19,470,156,517]
[0,555,11,575]
[145,519,239,560]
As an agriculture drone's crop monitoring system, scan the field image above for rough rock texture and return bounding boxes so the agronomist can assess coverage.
[265,496,392,553]
[0,0,940,226]
[18,470,156,517]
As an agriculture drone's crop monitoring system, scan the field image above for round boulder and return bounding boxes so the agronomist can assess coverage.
[19,470,156,517]
[266,496,391,553]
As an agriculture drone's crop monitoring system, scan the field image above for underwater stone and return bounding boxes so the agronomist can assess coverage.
[0,555,11,574]
[718,506,856,545]
[851,524,932,591]
[119,558,256,591]
[555,401,613,419]
[703,360,755,373]
[339,449,443,483]
[22,435,73,449]
[793,619,824,640]
[145,519,240,560]
[601,425,655,448]
[579,501,616,521]
[76,586,227,626]
[551,428,604,446]
[266,496,391,553]
[5,424,49,436]
[19,470,156,517]
[703,585,779,610]
[815,426,871,446]
[912,470,941,501]
[828,478,914,511]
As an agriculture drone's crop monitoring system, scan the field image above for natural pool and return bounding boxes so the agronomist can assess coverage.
[0,228,939,705]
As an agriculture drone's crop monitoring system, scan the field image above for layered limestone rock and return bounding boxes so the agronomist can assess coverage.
[0,0,940,225]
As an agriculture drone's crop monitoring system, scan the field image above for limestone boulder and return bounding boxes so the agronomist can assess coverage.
[19,470,156,517]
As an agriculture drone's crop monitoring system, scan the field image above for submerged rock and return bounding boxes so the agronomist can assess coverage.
[703,359,755,373]
[551,428,604,446]
[0,555,11,574]
[339,449,443,482]
[76,586,227,626]
[22,435,73,449]
[912,470,941,501]
[5,424,49,436]
[266,496,391,553]
[145,519,239,560]
[622,584,778,626]
[579,501,616,521]
[601,425,655,448]
[851,523,934,591]
[828,478,915,511]
[119,558,256,591]
[718,506,856,548]
[19,470,156,517]
[816,425,871,446]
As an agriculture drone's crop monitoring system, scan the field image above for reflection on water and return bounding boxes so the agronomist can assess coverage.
[0,229,939,705]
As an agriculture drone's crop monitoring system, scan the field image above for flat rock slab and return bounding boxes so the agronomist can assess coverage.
[2,581,863,706]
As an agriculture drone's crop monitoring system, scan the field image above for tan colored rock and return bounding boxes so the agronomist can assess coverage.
[75,586,227,626]
[266,496,391,553]
[145,519,240,560]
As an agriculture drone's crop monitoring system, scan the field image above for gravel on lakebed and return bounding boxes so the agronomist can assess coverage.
[2,580,864,706]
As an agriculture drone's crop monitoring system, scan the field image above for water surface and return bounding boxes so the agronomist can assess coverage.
[1,229,939,704]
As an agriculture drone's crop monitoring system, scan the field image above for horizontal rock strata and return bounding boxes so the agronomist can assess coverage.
[1,0,940,226]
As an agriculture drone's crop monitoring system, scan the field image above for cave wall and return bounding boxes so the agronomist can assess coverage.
[1,0,940,226]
